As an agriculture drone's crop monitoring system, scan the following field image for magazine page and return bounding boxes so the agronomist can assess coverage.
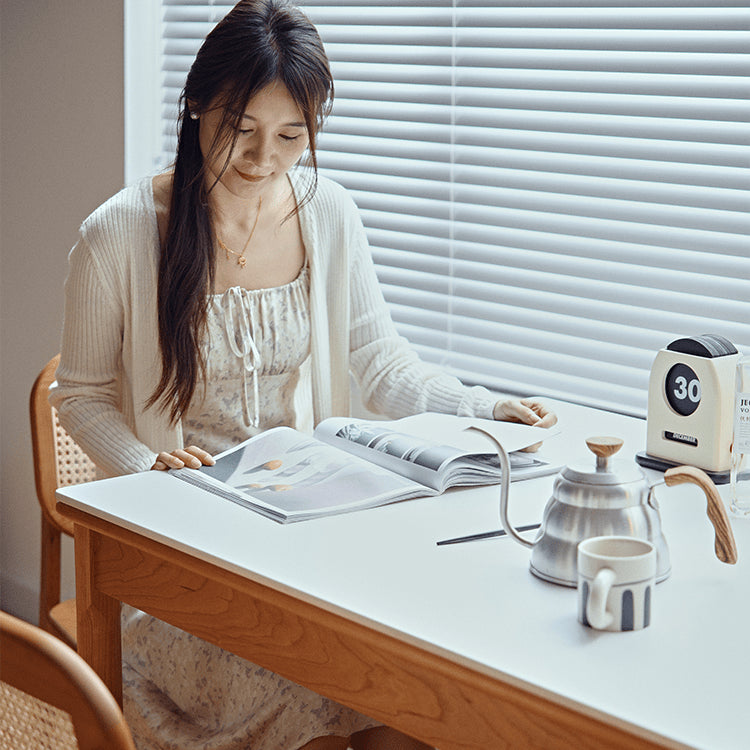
[391,412,562,486]
[314,415,561,490]
[389,413,560,454]
[314,418,473,490]
[169,426,432,523]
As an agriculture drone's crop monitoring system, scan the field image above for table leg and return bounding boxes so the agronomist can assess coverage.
[74,525,122,704]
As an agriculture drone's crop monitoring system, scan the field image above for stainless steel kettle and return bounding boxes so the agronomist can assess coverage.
[473,430,738,587]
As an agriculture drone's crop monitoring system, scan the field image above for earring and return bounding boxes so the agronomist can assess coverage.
[189,111,199,120]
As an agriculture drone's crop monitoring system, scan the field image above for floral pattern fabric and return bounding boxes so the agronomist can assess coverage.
[122,267,379,749]
[183,266,311,453]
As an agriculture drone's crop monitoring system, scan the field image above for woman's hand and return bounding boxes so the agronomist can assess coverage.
[493,398,557,452]
[493,398,557,427]
[151,445,216,471]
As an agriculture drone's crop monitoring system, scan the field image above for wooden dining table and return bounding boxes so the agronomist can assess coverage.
[57,399,750,749]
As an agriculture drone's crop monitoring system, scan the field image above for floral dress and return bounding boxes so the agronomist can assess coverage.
[121,266,379,749]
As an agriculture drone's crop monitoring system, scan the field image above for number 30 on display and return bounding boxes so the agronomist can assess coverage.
[665,363,702,416]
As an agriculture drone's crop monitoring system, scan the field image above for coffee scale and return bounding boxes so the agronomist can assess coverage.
[636,334,739,483]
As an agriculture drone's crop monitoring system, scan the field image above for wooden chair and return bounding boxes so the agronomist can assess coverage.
[30,354,97,649]
[0,610,136,750]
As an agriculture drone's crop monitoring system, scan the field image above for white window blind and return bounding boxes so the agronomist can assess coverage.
[159,0,750,416]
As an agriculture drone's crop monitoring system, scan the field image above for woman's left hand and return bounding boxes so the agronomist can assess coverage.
[492,398,557,451]
[151,445,215,471]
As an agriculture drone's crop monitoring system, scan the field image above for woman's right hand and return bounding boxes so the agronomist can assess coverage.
[151,445,215,471]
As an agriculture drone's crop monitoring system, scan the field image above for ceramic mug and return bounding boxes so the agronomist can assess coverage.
[577,536,656,632]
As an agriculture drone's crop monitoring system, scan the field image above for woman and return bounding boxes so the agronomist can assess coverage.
[50,1,556,747]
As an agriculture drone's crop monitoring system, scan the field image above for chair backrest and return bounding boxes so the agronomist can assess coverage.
[31,354,98,645]
[30,354,97,539]
[0,610,136,750]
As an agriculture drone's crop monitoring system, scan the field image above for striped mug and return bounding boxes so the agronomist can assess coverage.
[578,536,656,632]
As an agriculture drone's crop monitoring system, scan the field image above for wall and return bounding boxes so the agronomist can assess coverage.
[0,0,124,622]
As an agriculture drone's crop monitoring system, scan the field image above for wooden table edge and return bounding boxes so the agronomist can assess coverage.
[59,501,685,750]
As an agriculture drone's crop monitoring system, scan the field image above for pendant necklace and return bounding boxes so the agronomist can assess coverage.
[217,196,263,269]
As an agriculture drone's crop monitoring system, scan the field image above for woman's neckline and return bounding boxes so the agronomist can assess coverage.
[209,262,308,298]
[147,170,310,295]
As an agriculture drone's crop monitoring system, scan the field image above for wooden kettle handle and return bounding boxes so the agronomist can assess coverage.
[664,465,738,565]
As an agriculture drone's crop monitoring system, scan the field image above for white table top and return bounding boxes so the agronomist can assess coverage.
[57,400,750,750]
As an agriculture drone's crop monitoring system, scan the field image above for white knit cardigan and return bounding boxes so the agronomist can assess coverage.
[50,170,495,477]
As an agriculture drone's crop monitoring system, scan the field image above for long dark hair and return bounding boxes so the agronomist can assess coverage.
[148,0,333,424]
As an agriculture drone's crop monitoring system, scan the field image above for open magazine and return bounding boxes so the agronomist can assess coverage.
[169,413,561,523]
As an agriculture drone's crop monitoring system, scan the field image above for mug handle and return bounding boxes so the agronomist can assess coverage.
[586,568,616,630]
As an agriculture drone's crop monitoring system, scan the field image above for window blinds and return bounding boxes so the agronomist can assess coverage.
[160,0,750,416]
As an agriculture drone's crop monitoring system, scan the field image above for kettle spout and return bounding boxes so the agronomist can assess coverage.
[467,426,534,549]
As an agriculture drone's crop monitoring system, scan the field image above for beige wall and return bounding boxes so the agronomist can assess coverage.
[1,1,125,622]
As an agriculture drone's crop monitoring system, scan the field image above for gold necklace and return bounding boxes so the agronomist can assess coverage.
[217,196,263,269]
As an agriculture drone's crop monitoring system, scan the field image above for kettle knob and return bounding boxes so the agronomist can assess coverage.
[585,437,624,471]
